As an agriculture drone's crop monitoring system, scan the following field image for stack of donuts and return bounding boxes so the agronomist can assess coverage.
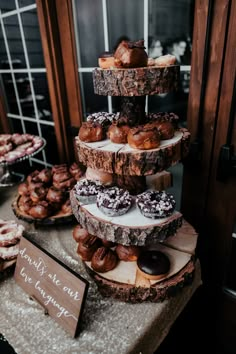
[73,224,170,280]
[17,162,85,220]
[0,219,25,273]
[0,133,44,163]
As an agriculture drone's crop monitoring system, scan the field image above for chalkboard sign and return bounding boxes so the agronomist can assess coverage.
[14,233,89,337]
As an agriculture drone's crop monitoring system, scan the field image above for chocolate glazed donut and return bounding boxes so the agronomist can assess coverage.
[91,246,118,273]
[137,250,170,280]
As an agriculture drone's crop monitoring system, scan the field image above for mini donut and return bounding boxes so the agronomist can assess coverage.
[91,246,118,273]
[127,123,161,150]
[53,170,71,183]
[18,195,33,213]
[0,221,24,247]
[61,199,72,214]
[72,224,90,243]
[136,190,176,219]
[101,239,116,248]
[86,167,114,186]
[115,244,140,262]
[30,186,48,203]
[69,162,85,179]
[46,186,65,204]
[74,179,104,204]
[98,51,115,69]
[0,242,20,260]
[27,181,44,192]
[76,235,101,261]
[79,121,105,142]
[51,164,68,174]
[28,201,51,219]
[114,39,148,68]
[27,170,41,184]
[107,123,130,144]
[152,121,175,140]
[18,182,29,196]
[137,250,170,280]
[86,112,117,131]
[97,186,132,216]
[53,177,76,190]
[154,54,176,67]
[38,168,52,183]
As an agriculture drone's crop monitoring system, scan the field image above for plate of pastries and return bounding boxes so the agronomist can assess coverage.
[12,162,85,225]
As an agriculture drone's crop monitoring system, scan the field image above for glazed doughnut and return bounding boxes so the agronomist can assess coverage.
[27,181,43,192]
[53,177,76,190]
[0,221,24,247]
[61,199,72,214]
[108,123,130,144]
[79,121,105,142]
[115,244,140,262]
[38,168,52,183]
[76,235,101,261]
[27,170,41,184]
[152,121,175,140]
[114,39,148,68]
[53,170,71,183]
[72,224,90,243]
[98,52,115,69]
[91,246,118,273]
[85,167,113,186]
[127,123,161,150]
[30,186,48,203]
[18,195,32,213]
[137,250,170,280]
[0,242,20,261]
[46,186,65,204]
[97,186,132,216]
[51,164,68,174]
[154,54,176,67]
[136,190,176,219]
[28,201,51,219]
[18,182,29,196]
[74,179,104,204]
[69,162,85,179]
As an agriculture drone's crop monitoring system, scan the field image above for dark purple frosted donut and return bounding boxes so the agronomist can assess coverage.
[74,179,104,204]
[97,186,132,216]
[136,190,176,219]
[137,250,170,280]
[86,112,119,131]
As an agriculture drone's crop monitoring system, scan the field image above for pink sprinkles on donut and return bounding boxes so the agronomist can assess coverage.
[136,190,176,219]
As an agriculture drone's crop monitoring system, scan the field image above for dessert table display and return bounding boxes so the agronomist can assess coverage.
[71,40,197,302]
[0,186,202,354]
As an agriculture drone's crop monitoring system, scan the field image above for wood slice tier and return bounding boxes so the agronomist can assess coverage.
[75,128,190,176]
[70,190,183,246]
[84,242,195,303]
[93,66,180,96]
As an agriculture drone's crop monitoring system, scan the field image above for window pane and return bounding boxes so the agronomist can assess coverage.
[32,73,52,121]
[1,0,16,13]
[107,0,144,50]
[21,10,45,68]
[18,0,35,7]
[1,73,20,114]
[73,0,104,67]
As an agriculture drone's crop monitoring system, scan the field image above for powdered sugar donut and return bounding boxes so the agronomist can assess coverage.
[136,190,176,219]
[74,179,104,204]
[97,186,132,216]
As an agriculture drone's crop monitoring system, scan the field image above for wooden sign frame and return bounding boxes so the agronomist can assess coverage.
[14,232,89,338]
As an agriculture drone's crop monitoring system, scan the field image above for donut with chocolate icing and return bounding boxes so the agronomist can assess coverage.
[108,123,130,144]
[114,39,148,68]
[69,162,85,180]
[115,244,140,262]
[46,186,65,204]
[98,52,115,69]
[28,201,51,219]
[18,182,29,196]
[74,179,104,204]
[72,224,90,243]
[127,123,161,150]
[97,186,132,216]
[30,186,48,203]
[136,190,176,219]
[38,168,52,184]
[137,250,170,280]
[87,112,117,131]
[76,235,101,261]
[152,121,175,140]
[91,246,118,273]
[79,121,105,142]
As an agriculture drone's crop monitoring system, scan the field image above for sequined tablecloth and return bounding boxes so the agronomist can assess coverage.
[0,186,202,354]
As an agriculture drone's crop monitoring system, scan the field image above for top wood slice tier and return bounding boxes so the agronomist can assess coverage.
[75,128,190,176]
[93,65,180,96]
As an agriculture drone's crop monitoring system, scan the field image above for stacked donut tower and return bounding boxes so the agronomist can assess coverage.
[70,39,198,302]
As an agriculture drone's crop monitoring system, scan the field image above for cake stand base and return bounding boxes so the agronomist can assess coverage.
[0,165,24,187]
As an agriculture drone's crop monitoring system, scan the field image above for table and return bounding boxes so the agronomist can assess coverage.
[0,186,202,354]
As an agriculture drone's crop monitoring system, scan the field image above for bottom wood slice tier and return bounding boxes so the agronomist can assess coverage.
[84,242,195,303]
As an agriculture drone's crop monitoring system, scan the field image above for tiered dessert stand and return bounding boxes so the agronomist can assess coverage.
[70,64,198,302]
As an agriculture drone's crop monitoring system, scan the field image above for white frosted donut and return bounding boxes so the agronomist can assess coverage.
[0,242,20,260]
[0,222,24,247]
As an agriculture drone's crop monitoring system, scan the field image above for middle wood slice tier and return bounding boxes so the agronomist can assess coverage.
[70,189,183,246]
